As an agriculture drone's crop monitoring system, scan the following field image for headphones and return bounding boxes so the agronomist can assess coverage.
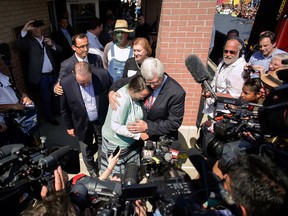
[225,37,245,57]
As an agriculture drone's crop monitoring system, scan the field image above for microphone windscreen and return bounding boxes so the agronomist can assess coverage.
[276,68,288,82]
[124,163,139,185]
[49,145,73,162]
[281,59,288,65]
[146,140,154,150]
[185,54,210,83]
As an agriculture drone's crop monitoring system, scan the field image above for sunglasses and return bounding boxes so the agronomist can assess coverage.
[223,49,238,55]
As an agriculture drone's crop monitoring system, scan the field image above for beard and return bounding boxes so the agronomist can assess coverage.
[223,54,239,65]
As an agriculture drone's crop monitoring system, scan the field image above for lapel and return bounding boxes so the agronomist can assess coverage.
[148,76,170,115]
[71,77,86,112]
[31,36,44,50]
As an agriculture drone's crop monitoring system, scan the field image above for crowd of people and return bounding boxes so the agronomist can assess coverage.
[0,6,288,216]
[216,3,260,21]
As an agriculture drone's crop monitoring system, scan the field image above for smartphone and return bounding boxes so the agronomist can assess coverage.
[112,146,120,157]
[33,20,44,27]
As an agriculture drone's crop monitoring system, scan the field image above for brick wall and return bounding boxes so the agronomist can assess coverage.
[157,0,216,126]
[0,0,50,92]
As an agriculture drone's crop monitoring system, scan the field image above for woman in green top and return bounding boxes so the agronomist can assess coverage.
[100,75,151,176]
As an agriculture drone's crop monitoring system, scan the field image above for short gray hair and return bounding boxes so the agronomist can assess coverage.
[140,57,165,80]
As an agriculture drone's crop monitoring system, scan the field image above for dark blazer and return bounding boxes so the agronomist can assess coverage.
[58,53,103,80]
[110,73,186,141]
[52,28,74,63]
[17,33,62,85]
[60,67,113,141]
[145,75,186,141]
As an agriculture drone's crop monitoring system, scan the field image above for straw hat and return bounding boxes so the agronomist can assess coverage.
[114,19,134,33]
[260,69,283,88]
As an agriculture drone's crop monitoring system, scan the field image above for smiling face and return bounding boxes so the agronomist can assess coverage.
[133,44,148,64]
[259,37,276,57]
[223,39,241,65]
[72,36,89,59]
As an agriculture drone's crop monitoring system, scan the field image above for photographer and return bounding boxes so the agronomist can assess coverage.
[22,150,121,216]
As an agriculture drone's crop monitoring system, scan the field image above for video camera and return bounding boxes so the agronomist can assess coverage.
[0,144,80,215]
[197,83,288,173]
[68,163,198,216]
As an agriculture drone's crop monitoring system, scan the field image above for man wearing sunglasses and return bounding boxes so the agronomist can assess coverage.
[202,37,246,118]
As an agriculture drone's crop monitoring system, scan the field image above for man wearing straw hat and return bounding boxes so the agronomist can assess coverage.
[103,19,134,82]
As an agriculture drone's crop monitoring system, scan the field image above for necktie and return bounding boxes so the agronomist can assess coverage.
[144,93,154,111]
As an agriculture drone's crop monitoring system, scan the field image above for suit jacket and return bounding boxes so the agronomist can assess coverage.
[17,33,62,85]
[60,67,113,141]
[52,28,74,63]
[145,75,186,141]
[58,53,104,81]
[110,73,186,141]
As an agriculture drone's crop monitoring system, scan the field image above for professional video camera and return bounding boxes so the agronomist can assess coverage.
[0,144,80,215]
[68,162,200,216]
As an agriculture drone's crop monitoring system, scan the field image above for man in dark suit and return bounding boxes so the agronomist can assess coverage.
[60,62,112,177]
[54,33,103,95]
[109,57,186,141]
[17,20,62,125]
[52,17,74,70]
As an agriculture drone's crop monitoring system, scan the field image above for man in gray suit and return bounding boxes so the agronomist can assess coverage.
[17,20,62,125]
[54,33,103,96]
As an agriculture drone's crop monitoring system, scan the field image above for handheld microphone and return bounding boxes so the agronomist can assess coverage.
[142,140,155,159]
[185,54,217,100]
[124,163,139,185]
[169,141,181,159]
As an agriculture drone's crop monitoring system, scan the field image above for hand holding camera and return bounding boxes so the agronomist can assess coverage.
[23,20,44,32]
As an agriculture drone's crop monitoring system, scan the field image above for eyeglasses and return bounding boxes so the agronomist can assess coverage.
[223,49,238,55]
[145,77,162,86]
[74,44,89,50]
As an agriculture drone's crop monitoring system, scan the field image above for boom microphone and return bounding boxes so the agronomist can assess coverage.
[185,54,217,99]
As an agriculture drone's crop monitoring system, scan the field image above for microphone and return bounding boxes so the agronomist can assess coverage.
[38,145,73,170]
[281,59,288,65]
[142,140,155,159]
[185,54,217,100]
[0,144,24,159]
[276,68,288,83]
[123,163,139,185]
[169,140,180,159]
